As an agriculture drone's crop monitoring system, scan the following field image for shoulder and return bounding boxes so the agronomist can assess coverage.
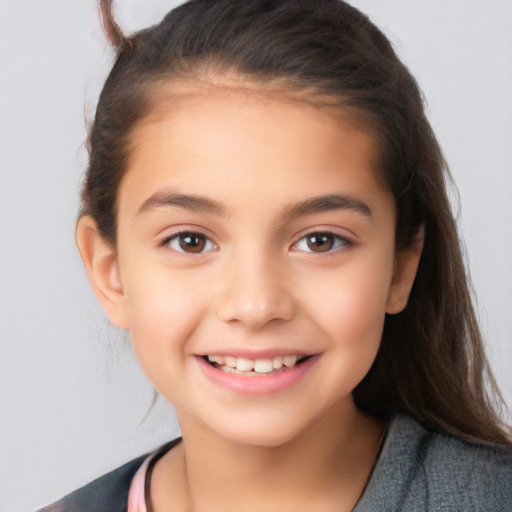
[389,414,512,473]
[357,415,512,511]
[36,440,179,512]
[36,455,147,512]
[421,420,512,479]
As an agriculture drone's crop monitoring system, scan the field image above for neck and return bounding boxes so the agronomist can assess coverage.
[151,401,385,512]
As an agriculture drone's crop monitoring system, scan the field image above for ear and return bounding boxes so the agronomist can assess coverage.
[386,227,424,314]
[75,215,130,328]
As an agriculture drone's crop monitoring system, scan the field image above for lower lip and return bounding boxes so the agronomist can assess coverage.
[196,355,319,395]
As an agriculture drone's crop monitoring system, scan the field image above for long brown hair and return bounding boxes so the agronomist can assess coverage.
[85,0,511,447]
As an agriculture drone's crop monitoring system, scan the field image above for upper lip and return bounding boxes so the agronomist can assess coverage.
[195,348,317,359]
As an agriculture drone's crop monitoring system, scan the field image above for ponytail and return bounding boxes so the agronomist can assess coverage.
[97,0,125,50]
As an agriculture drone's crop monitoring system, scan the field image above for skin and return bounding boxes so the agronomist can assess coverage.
[77,82,423,511]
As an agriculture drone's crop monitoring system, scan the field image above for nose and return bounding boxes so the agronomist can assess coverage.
[216,254,296,330]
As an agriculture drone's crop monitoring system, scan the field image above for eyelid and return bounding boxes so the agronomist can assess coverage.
[290,228,355,254]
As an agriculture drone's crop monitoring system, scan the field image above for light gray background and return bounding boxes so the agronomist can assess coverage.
[1,1,511,510]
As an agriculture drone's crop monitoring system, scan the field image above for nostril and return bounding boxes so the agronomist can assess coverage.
[216,297,296,328]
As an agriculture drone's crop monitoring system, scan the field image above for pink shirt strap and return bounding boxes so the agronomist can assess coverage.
[127,453,153,512]
[127,438,182,512]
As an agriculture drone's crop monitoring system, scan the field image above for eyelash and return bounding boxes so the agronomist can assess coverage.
[161,230,353,256]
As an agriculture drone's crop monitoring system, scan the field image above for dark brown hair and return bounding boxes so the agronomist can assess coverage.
[85,0,511,447]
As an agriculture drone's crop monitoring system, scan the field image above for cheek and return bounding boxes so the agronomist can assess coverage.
[122,264,207,374]
[315,278,387,394]
[125,287,205,406]
[321,289,387,362]
[309,258,392,331]
[301,255,394,378]
[335,273,389,332]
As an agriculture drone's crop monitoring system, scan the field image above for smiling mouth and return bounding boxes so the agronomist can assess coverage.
[202,354,312,376]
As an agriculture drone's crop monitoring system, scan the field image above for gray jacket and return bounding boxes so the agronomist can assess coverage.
[38,415,512,511]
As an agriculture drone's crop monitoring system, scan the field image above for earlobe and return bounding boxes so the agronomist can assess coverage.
[386,228,424,315]
[75,215,130,328]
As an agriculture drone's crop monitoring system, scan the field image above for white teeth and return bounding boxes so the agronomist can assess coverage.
[283,355,298,368]
[272,356,283,369]
[254,359,273,373]
[205,354,305,373]
[236,358,254,372]
[224,356,237,368]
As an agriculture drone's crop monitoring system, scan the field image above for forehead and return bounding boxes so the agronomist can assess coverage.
[131,74,380,160]
[119,83,392,220]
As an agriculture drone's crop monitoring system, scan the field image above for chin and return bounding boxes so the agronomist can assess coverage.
[210,416,312,448]
[223,430,299,448]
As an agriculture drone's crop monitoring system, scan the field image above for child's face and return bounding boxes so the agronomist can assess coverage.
[91,85,417,446]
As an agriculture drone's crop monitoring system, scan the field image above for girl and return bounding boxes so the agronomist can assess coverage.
[38,0,512,510]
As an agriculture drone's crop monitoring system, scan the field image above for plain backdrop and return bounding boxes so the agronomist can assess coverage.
[1,1,511,510]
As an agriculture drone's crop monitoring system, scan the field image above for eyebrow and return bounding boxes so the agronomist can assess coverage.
[137,190,372,221]
[281,194,373,221]
[137,191,227,217]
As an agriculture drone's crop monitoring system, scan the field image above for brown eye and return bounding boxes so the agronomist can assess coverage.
[306,233,335,252]
[179,233,205,253]
[292,232,351,254]
[166,232,216,254]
